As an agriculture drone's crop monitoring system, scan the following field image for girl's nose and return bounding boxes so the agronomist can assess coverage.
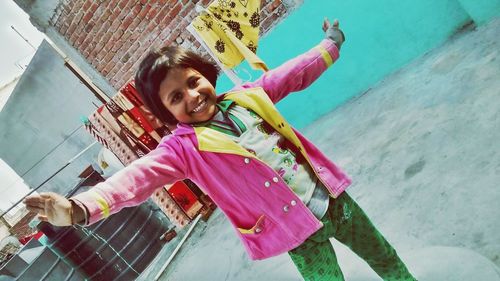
[187,89,200,98]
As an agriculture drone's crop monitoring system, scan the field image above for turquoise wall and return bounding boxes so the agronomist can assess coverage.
[216,0,499,129]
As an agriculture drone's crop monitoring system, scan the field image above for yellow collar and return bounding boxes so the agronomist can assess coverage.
[193,87,304,156]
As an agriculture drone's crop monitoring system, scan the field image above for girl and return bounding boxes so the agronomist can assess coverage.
[24,19,416,281]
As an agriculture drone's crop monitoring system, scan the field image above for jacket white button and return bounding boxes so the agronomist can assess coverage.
[264,181,271,187]
[272,177,279,183]
[244,158,250,164]
[255,227,262,233]
[283,205,290,212]
[290,200,297,206]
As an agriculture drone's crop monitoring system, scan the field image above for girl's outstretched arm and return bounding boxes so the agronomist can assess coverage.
[24,140,187,226]
[236,19,345,103]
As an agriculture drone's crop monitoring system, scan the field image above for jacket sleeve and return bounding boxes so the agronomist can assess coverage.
[236,39,339,103]
[71,139,187,225]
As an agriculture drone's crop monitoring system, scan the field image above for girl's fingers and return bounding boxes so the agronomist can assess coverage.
[23,195,42,204]
[322,17,330,32]
[333,19,339,28]
[44,198,53,214]
[25,205,45,214]
[39,192,53,199]
[23,197,46,209]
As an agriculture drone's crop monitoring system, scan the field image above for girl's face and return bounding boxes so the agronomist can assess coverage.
[158,67,218,124]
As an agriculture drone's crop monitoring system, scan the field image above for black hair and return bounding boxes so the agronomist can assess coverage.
[134,46,219,124]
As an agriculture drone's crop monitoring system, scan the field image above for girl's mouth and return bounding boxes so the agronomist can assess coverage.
[191,97,208,114]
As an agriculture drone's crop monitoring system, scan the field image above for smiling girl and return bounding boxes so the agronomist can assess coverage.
[24,19,416,281]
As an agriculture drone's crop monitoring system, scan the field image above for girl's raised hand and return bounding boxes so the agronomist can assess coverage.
[23,192,73,226]
[323,18,345,50]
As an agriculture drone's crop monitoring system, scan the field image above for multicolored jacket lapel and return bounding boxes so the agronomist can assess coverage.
[175,87,309,161]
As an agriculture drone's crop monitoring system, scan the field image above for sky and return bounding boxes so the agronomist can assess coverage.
[0,159,30,212]
[0,1,44,87]
[0,1,44,212]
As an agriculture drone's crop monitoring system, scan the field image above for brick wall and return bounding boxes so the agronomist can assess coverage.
[50,0,292,90]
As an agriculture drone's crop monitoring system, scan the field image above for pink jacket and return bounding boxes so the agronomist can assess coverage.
[73,39,352,260]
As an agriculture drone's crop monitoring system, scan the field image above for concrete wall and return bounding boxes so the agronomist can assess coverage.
[0,40,101,195]
[216,0,500,128]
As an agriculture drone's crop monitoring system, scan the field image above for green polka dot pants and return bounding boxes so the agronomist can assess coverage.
[288,193,417,281]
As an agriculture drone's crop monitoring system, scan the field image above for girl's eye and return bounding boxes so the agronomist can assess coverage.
[188,77,199,88]
[171,92,181,103]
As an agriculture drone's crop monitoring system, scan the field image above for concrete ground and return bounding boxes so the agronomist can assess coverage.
[139,18,500,281]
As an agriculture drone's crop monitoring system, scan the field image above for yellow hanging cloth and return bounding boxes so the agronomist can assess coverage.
[191,0,269,71]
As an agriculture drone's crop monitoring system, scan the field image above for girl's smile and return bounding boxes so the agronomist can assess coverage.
[191,96,208,113]
[158,67,218,124]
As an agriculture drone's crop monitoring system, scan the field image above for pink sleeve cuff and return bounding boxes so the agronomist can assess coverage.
[318,38,340,67]
[71,184,112,225]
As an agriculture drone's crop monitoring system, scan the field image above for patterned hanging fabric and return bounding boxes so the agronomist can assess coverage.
[86,109,139,166]
[191,0,269,71]
[119,83,172,139]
